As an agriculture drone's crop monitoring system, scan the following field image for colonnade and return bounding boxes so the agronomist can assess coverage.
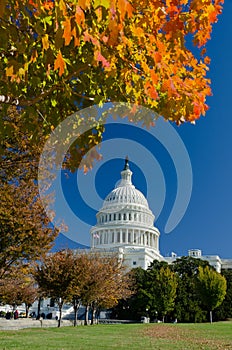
[92,228,159,250]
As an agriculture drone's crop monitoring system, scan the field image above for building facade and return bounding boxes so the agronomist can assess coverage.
[90,157,163,270]
[91,158,232,272]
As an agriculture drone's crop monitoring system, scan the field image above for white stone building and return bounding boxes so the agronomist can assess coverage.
[90,158,232,272]
[90,157,163,270]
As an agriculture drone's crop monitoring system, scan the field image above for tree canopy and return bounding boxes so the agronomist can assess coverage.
[33,249,133,326]
[0,0,224,151]
[197,265,227,323]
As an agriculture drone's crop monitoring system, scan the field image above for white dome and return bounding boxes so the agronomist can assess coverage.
[102,158,149,210]
[103,181,148,208]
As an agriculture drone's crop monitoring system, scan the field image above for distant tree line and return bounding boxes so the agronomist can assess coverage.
[112,257,229,324]
[1,253,231,326]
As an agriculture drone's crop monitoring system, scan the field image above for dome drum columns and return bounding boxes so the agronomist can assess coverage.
[91,228,159,250]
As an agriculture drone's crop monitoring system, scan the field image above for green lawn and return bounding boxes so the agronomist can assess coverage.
[0,322,232,350]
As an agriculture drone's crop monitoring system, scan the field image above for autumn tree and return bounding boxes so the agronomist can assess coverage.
[0,267,38,317]
[0,180,59,279]
[72,251,132,325]
[0,0,224,278]
[33,249,76,327]
[0,106,59,279]
[33,249,133,326]
[196,265,227,323]
[0,0,224,155]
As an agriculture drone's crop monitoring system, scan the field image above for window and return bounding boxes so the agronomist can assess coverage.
[133,261,137,266]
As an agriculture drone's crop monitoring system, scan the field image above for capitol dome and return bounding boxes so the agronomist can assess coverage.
[90,157,162,269]
[102,158,150,210]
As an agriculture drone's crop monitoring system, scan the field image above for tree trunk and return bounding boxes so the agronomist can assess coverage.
[58,300,63,328]
[209,310,213,324]
[95,308,100,324]
[73,300,80,327]
[37,297,41,320]
[25,303,29,318]
[91,305,96,325]
[162,315,165,323]
[84,304,89,325]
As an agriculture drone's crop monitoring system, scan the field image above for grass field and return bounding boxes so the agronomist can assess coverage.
[0,322,232,350]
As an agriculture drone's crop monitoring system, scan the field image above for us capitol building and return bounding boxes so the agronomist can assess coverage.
[90,158,232,273]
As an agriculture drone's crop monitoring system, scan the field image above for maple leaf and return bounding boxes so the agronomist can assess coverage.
[54,50,66,76]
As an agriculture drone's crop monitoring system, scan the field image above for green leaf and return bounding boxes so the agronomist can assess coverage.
[93,0,110,9]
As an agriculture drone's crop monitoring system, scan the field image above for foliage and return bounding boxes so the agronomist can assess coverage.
[215,269,232,321]
[172,256,210,323]
[0,0,224,151]
[33,249,78,327]
[78,251,133,324]
[113,261,177,322]
[146,265,178,321]
[33,249,133,326]
[0,180,58,278]
[0,266,37,317]
[197,265,227,322]
[0,107,59,278]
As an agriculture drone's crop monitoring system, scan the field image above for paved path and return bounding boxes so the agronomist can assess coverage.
[0,318,73,330]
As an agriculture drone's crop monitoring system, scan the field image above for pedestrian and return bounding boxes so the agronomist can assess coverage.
[14,309,19,320]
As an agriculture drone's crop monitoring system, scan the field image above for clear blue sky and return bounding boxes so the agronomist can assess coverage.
[55,3,232,258]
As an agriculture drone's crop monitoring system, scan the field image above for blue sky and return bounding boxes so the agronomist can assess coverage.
[54,2,232,258]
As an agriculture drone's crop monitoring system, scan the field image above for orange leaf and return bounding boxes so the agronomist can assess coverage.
[54,50,66,76]
[75,6,85,25]
[5,65,14,77]
[62,18,72,45]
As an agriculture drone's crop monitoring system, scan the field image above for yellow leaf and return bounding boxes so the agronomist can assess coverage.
[93,0,110,9]
[42,34,49,50]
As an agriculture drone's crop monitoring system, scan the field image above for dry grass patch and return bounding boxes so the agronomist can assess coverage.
[142,324,232,350]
